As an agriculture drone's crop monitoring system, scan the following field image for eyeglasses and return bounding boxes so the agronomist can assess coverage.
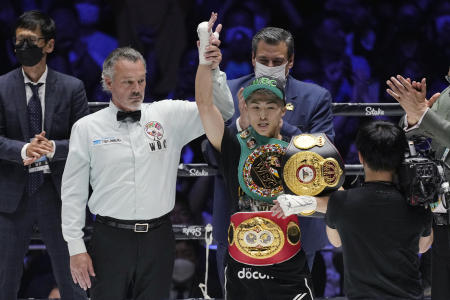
[445,75,450,84]
[13,36,46,45]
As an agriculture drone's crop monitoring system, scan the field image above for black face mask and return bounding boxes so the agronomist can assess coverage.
[15,39,44,67]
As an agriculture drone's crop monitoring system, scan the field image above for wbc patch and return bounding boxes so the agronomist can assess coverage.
[144,121,167,152]
[144,121,164,141]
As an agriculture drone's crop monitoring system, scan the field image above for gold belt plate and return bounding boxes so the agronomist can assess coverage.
[283,151,343,196]
[234,217,284,259]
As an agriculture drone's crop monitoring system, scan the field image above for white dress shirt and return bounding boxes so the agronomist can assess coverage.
[62,69,233,255]
[403,108,429,132]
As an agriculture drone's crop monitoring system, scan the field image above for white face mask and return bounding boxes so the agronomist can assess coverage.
[172,258,195,283]
[254,61,288,83]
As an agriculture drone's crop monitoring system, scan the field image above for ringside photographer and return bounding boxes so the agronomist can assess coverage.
[387,69,450,300]
[325,121,433,300]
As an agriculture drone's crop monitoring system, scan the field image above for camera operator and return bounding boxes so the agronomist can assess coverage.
[325,121,433,299]
[387,69,450,300]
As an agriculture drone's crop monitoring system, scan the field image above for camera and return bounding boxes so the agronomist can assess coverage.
[398,137,450,209]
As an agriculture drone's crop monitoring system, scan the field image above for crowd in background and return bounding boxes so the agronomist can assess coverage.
[1,0,449,298]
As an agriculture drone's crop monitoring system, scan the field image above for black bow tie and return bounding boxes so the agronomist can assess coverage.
[117,110,141,122]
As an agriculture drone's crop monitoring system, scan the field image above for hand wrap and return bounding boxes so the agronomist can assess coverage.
[277,194,317,216]
[197,21,219,65]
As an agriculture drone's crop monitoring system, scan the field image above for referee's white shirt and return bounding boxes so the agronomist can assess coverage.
[61,69,233,255]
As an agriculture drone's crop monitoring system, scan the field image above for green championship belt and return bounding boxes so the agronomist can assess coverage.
[237,127,289,203]
[282,133,345,197]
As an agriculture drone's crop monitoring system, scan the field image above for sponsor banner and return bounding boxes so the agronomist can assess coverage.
[173,225,206,240]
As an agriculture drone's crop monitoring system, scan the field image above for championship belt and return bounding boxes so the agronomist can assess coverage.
[237,127,289,203]
[282,133,345,202]
[228,211,301,266]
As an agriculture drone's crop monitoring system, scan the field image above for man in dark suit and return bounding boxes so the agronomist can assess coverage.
[0,11,88,300]
[210,26,335,287]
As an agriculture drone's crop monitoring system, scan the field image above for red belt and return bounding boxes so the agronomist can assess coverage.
[228,211,301,266]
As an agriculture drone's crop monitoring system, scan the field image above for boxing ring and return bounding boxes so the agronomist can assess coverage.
[29,102,404,247]
[25,102,420,300]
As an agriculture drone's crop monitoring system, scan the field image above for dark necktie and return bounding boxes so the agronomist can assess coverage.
[117,110,141,122]
[27,82,44,196]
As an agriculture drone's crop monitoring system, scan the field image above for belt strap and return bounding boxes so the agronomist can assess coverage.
[96,213,169,232]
